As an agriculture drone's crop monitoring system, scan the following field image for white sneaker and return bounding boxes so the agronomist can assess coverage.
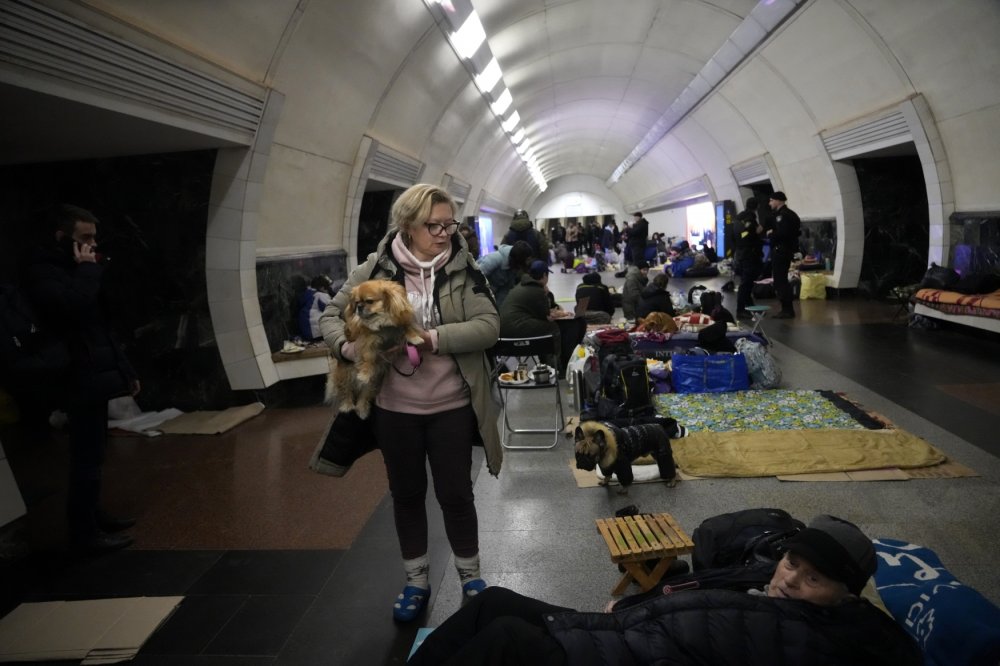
[280,340,305,353]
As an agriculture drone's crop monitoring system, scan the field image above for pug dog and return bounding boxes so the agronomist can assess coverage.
[327,279,424,419]
[574,417,688,494]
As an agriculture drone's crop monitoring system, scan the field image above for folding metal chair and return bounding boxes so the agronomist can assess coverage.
[491,334,564,449]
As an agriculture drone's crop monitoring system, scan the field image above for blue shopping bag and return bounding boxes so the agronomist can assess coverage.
[671,353,750,393]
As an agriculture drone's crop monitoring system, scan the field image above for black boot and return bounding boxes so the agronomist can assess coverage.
[97,509,136,533]
[73,530,134,555]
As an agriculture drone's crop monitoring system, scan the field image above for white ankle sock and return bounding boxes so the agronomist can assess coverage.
[403,554,430,589]
[454,554,481,585]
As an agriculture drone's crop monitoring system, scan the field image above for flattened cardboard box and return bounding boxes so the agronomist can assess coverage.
[0,596,182,663]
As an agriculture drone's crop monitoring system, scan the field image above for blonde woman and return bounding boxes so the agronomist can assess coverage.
[320,184,501,622]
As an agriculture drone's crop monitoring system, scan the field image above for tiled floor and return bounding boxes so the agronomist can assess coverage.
[1,267,999,665]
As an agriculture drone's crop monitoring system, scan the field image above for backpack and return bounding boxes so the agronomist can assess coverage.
[691,508,804,571]
[0,283,71,387]
[687,284,709,305]
[597,353,654,418]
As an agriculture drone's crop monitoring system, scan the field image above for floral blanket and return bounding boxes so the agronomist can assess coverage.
[654,389,882,432]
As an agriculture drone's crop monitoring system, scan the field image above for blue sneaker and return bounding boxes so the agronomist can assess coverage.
[461,578,488,605]
[393,585,430,622]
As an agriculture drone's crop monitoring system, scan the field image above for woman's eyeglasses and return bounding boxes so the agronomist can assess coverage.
[424,219,460,236]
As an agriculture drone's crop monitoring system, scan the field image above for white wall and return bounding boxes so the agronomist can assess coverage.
[645,208,688,243]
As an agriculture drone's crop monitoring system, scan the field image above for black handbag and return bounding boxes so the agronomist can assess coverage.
[308,410,377,477]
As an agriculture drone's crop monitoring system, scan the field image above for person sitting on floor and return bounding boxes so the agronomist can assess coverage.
[621,260,650,321]
[635,271,675,319]
[574,272,615,324]
[408,514,922,665]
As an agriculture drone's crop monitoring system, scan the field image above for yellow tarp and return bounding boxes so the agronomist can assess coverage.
[672,428,945,478]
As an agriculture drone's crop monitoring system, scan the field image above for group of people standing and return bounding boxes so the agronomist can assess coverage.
[733,191,802,319]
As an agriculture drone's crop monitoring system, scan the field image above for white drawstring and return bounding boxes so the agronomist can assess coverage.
[398,242,448,328]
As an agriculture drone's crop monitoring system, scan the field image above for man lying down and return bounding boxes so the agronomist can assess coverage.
[408,514,922,665]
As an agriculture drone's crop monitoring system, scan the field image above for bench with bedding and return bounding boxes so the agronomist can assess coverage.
[912,287,1000,333]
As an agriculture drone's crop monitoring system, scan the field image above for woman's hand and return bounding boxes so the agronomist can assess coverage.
[413,328,435,352]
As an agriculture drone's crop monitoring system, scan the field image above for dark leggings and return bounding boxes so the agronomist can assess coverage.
[373,404,479,559]
[772,250,794,313]
[408,587,571,666]
[736,259,761,313]
[66,397,109,541]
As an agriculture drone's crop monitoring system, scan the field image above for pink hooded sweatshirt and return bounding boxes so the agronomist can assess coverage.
[372,234,470,414]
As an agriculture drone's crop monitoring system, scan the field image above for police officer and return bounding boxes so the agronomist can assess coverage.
[765,192,801,319]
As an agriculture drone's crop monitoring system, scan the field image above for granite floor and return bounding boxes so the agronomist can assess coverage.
[1,266,999,665]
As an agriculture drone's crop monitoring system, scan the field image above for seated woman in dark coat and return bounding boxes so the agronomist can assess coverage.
[574,272,615,324]
[408,514,922,666]
[636,272,675,319]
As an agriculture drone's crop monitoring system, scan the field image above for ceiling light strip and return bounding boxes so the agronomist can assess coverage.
[607,0,806,185]
[423,0,546,191]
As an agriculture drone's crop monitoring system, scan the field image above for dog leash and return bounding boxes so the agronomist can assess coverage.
[385,344,423,377]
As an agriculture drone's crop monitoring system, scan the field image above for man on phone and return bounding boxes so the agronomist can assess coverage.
[24,204,140,554]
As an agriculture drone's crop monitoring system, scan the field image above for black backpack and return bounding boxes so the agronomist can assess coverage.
[597,353,654,418]
[0,283,71,388]
[691,508,804,571]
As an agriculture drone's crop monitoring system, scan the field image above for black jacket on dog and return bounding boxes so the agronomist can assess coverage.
[574,418,682,488]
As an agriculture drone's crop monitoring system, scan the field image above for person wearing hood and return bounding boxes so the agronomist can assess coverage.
[502,210,549,260]
[319,184,501,623]
[477,240,534,307]
[23,204,140,554]
[408,514,922,665]
[635,272,675,319]
[621,260,650,321]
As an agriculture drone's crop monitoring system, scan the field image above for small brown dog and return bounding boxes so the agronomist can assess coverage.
[636,312,678,334]
[327,279,424,418]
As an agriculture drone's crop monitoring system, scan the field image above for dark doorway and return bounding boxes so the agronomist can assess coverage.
[0,150,242,411]
[854,154,929,297]
[358,186,398,261]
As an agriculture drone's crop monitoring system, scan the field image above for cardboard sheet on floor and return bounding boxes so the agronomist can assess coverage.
[157,401,264,435]
[0,596,182,663]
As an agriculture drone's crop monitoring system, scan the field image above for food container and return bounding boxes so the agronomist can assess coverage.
[531,366,552,384]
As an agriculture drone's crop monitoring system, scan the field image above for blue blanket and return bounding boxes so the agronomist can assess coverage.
[873,538,1000,666]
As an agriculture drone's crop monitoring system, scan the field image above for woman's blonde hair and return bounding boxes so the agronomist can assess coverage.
[391,184,457,236]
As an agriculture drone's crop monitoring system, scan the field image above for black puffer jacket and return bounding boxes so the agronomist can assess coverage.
[544,589,922,666]
[24,245,135,401]
[636,284,675,319]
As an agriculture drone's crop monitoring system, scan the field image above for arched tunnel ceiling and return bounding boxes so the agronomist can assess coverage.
[473,0,760,182]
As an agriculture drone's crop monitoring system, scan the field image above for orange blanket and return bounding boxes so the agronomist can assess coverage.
[915,287,1000,310]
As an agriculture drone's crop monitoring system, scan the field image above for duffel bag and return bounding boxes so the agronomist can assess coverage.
[671,352,750,393]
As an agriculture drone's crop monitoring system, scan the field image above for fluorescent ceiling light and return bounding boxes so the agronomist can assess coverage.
[510,128,525,144]
[491,88,512,115]
[501,111,520,133]
[452,12,486,59]
[475,58,502,93]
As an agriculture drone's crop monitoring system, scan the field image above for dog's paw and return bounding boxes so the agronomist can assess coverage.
[598,478,609,487]
[616,486,630,496]
[664,477,678,488]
